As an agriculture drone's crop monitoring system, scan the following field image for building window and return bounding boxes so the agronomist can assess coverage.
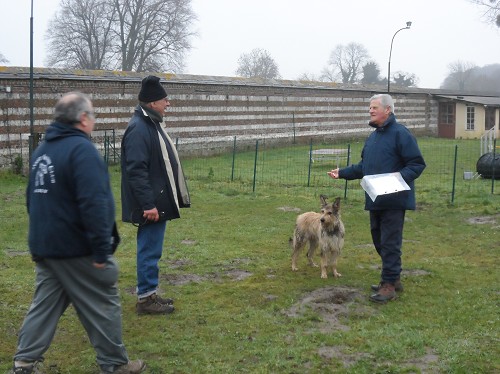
[439,102,455,125]
[466,105,475,130]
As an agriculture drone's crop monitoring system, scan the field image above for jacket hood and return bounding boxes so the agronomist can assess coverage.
[45,122,88,141]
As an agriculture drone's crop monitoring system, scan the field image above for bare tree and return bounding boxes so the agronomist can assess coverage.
[445,60,478,90]
[45,0,196,72]
[470,0,500,26]
[326,43,370,84]
[46,0,115,70]
[236,48,281,79]
[441,63,500,93]
[0,53,8,64]
[320,67,338,83]
[114,0,196,72]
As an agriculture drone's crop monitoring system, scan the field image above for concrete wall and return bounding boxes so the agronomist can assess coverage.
[0,67,438,167]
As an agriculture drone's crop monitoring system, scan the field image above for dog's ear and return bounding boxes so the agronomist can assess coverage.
[320,194,328,206]
[333,197,341,211]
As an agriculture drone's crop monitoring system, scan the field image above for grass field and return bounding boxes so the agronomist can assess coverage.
[0,138,499,373]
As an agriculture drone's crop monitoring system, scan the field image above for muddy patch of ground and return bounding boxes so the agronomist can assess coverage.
[158,256,255,285]
[4,249,30,257]
[467,215,500,228]
[403,268,432,276]
[284,286,374,333]
[318,346,371,368]
[159,258,254,286]
[160,270,253,285]
[285,285,441,370]
[317,345,439,372]
[167,258,193,269]
[277,206,302,213]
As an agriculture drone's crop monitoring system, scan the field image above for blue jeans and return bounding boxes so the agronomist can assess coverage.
[369,209,406,284]
[136,220,167,298]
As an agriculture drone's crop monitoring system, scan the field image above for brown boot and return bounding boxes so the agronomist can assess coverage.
[370,282,397,304]
[371,279,403,292]
[154,294,174,305]
[136,294,175,315]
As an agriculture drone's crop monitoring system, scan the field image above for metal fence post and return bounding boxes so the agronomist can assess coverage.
[104,137,109,164]
[307,139,313,187]
[491,138,497,194]
[231,136,236,181]
[344,144,351,199]
[112,129,116,163]
[252,140,259,192]
[451,145,458,204]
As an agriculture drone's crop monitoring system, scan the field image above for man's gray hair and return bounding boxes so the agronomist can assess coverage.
[54,92,93,125]
[370,94,395,114]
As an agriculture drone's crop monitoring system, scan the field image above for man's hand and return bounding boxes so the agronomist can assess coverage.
[327,168,340,179]
[93,262,106,269]
[143,207,160,222]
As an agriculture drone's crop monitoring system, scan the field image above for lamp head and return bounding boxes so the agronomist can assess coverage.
[406,21,412,28]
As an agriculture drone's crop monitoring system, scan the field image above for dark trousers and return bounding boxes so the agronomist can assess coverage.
[14,256,129,372]
[369,209,406,284]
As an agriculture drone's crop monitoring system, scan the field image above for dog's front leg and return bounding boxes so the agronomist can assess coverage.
[320,254,328,279]
[332,258,342,278]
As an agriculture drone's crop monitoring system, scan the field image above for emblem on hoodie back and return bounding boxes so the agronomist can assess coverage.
[32,154,56,193]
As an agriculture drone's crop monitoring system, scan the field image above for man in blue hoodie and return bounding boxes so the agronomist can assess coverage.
[12,92,145,374]
[328,94,426,303]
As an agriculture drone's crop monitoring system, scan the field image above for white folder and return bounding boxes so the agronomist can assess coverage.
[360,172,411,202]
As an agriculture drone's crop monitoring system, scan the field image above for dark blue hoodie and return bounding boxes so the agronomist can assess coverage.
[27,122,116,263]
[339,113,426,210]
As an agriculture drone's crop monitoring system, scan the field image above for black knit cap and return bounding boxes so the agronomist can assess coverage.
[138,75,167,103]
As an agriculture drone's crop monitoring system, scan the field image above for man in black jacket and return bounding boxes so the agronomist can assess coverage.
[121,76,190,315]
[12,92,145,374]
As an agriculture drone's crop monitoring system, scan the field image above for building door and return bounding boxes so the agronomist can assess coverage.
[438,102,455,138]
[485,107,496,131]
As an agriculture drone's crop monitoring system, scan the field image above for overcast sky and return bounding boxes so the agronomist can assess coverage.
[2,0,499,89]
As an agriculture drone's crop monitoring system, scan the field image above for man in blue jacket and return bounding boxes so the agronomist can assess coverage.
[121,76,190,315]
[328,94,426,303]
[12,92,145,373]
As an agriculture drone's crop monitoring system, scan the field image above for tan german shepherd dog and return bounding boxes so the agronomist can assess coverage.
[291,195,345,279]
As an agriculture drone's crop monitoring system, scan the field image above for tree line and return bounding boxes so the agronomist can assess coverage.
[45,0,196,72]
[236,44,418,88]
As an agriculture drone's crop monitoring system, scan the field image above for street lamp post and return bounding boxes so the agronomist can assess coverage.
[387,21,412,93]
[29,0,35,161]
